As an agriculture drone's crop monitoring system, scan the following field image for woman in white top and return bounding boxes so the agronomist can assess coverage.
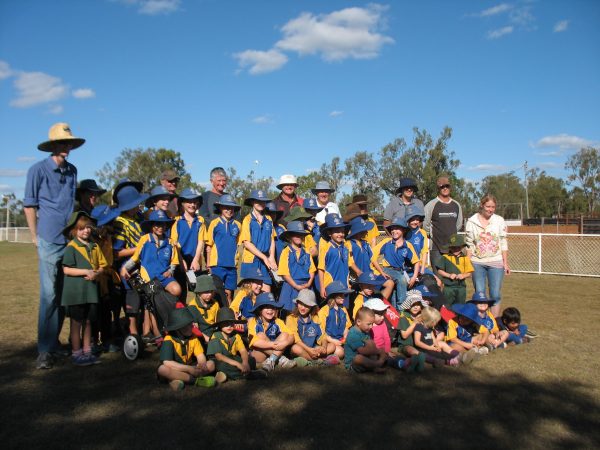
[465,194,510,316]
[312,181,340,225]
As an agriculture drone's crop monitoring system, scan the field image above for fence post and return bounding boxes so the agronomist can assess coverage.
[538,234,542,274]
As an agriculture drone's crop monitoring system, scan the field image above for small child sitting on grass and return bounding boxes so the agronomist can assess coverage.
[446,303,489,361]
[413,307,462,366]
[499,307,530,345]
[157,307,216,391]
[188,274,220,343]
[344,307,387,373]
[469,292,509,350]
[207,307,267,383]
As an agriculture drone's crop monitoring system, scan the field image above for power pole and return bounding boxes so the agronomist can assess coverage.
[524,161,530,219]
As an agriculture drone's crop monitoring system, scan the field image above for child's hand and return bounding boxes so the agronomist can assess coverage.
[84,270,96,281]
[163,270,172,278]
[308,348,320,359]
[240,362,251,375]
[120,267,130,280]
[191,260,201,272]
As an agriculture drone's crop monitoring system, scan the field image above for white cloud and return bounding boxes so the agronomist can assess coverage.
[235,4,393,74]
[536,162,562,169]
[234,49,289,75]
[476,3,512,17]
[535,151,563,157]
[48,104,64,115]
[0,60,13,80]
[553,20,569,33]
[252,115,273,124]
[10,71,68,108]
[0,169,26,177]
[509,5,535,28]
[275,5,394,61]
[329,110,344,117]
[487,26,514,39]
[0,184,12,192]
[16,156,37,162]
[467,164,509,171]
[72,88,95,99]
[532,134,592,150]
[139,0,181,15]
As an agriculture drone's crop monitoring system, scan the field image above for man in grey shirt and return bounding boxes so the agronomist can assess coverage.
[199,167,228,223]
[383,177,424,228]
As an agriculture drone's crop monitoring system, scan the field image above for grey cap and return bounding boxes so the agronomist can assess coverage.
[293,289,318,307]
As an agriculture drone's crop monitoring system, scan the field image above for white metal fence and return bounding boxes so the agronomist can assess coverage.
[2,227,599,278]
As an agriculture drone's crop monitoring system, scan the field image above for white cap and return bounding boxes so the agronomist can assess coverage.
[364,298,389,312]
[277,174,298,189]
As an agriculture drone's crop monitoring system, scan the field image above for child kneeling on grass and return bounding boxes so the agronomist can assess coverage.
[344,307,387,373]
[157,307,216,391]
[207,308,267,383]
[247,293,297,372]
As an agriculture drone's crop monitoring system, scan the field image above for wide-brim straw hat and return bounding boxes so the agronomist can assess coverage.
[37,123,85,152]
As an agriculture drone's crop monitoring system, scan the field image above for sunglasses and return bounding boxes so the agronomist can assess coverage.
[438,184,451,190]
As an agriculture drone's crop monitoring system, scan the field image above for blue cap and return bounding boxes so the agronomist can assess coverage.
[451,303,485,326]
[415,284,440,298]
[214,194,241,211]
[244,189,271,206]
[325,280,353,297]
[91,205,121,227]
[347,216,374,239]
[145,185,176,208]
[321,213,349,231]
[385,217,409,231]
[356,271,386,287]
[404,205,425,221]
[468,292,495,304]
[280,221,309,241]
[115,185,149,211]
[303,198,324,211]
[178,188,202,201]
[250,292,283,312]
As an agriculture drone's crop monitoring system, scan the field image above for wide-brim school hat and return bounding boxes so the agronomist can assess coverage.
[342,203,365,223]
[320,213,350,232]
[395,177,418,195]
[451,303,485,326]
[468,291,495,305]
[347,216,374,239]
[404,205,425,222]
[385,217,409,232]
[116,185,149,211]
[364,298,389,312]
[166,306,196,331]
[415,284,440,299]
[346,194,368,206]
[212,307,246,327]
[194,274,217,293]
[145,185,177,208]
[113,178,144,204]
[38,122,85,152]
[293,289,318,307]
[448,233,467,248]
[279,220,309,241]
[400,289,429,310]
[250,292,283,313]
[75,179,106,201]
[311,181,334,194]
[91,205,121,227]
[302,198,324,212]
[276,174,298,190]
[62,210,94,237]
[237,265,266,286]
[266,201,284,220]
[325,280,353,298]
[244,189,271,206]
[179,188,203,203]
[213,194,241,212]
[356,272,386,287]
[286,207,312,223]
[141,209,174,229]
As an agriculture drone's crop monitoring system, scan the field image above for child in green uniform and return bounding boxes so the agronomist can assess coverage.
[207,308,267,383]
[157,307,216,391]
[434,234,474,306]
[188,274,220,343]
[61,211,108,366]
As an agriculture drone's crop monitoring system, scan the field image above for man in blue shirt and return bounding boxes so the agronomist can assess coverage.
[24,123,84,369]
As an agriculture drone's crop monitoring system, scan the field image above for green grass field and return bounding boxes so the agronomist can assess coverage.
[1,242,599,449]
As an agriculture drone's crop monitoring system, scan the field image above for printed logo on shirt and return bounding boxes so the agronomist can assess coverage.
[438,212,458,218]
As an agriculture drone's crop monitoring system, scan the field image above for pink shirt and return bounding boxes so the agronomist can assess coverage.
[370,322,391,353]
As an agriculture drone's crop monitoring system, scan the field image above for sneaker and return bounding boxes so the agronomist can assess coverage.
[459,348,480,365]
[169,380,185,391]
[84,353,102,365]
[261,358,276,372]
[277,355,297,369]
[245,369,268,380]
[215,371,227,384]
[477,346,490,355]
[525,329,538,339]
[72,354,93,367]
[484,343,494,352]
[36,352,53,370]
[194,376,216,388]
[323,354,341,366]
[497,342,507,349]
[293,357,310,367]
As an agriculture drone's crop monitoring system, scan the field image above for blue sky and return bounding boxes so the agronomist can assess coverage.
[1,0,598,198]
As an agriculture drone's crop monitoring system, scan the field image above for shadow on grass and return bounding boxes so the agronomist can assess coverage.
[1,345,599,450]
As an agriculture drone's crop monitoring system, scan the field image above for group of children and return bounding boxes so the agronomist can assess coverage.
[58,178,532,387]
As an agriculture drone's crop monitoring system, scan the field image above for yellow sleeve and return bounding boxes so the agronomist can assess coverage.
[205,218,218,247]
[191,337,205,357]
[318,242,329,270]
[247,317,258,347]
[420,229,429,258]
[446,320,458,341]
[239,215,251,243]
[94,245,109,269]
[318,305,329,325]
[308,253,316,274]
[170,217,180,246]
[304,234,316,253]
[488,312,500,333]
[278,247,291,276]
[197,217,206,244]
[230,290,245,315]
[343,308,351,331]
[169,239,179,266]
[366,218,379,242]
[130,234,149,263]
[352,294,364,320]
[234,220,242,244]
[209,302,220,324]
[277,318,291,334]
[464,256,475,274]
[371,237,387,264]
[285,315,301,344]
[407,242,419,265]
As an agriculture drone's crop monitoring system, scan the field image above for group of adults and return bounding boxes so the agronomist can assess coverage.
[24,122,510,369]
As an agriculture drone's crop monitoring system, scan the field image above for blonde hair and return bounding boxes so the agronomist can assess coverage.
[479,194,497,210]
[421,306,441,329]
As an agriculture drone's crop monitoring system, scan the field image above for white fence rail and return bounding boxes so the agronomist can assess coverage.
[2,228,599,278]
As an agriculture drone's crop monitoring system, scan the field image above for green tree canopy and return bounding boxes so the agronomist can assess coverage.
[565,146,600,213]
[479,172,525,219]
[527,170,568,218]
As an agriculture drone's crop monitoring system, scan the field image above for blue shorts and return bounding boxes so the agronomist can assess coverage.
[158,275,177,288]
[210,266,238,291]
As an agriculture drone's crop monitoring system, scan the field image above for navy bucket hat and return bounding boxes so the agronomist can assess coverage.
[244,189,271,206]
[116,185,149,211]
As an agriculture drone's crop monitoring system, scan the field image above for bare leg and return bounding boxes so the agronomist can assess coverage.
[165,281,182,297]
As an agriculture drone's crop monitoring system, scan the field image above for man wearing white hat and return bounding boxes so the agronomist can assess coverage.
[24,122,84,369]
[273,174,303,220]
